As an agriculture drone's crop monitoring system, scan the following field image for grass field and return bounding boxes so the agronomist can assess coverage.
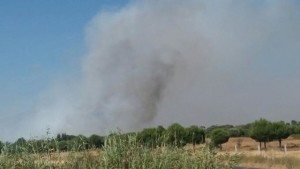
[222,137,300,169]
[0,134,239,169]
[1,135,300,168]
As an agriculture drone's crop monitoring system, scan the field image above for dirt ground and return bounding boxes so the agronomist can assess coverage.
[222,137,300,169]
[223,136,300,152]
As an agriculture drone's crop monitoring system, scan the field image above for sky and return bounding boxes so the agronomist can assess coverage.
[0,0,129,141]
[1,0,300,141]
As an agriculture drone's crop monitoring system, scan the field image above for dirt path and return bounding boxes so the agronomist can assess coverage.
[235,167,263,169]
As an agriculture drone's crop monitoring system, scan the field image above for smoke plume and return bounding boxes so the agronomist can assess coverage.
[32,0,300,136]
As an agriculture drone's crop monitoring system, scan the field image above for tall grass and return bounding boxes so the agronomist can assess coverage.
[0,133,239,169]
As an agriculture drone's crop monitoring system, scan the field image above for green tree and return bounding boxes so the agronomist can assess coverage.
[15,137,26,145]
[235,123,252,137]
[156,125,166,136]
[89,134,104,148]
[137,128,158,147]
[292,124,300,134]
[156,125,166,145]
[58,140,68,151]
[249,118,272,150]
[185,125,205,145]
[271,121,290,148]
[166,123,186,146]
[228,127,246,137]
[291,120,297,126]
[71,135,89,151]
[210,129,230,149]
[7,137,27,153]
[0,140,3,153]
[206,124,234,137]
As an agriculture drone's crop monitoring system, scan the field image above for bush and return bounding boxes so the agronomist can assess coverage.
[89,134,104,148]
[211,129,230,149]
[185,125,205,144]
[166,123,187,147]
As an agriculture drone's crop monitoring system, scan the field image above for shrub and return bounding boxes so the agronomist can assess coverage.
[89,134,104,148]
[211,129,230,149]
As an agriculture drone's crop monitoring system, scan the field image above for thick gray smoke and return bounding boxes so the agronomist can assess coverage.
[32,0,300,136]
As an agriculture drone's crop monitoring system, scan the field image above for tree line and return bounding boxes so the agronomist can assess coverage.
[1,119,300,153]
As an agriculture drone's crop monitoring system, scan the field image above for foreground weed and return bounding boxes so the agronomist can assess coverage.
[0,134,239,169]
[100,134,239,169]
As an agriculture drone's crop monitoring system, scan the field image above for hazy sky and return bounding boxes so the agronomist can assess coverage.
[1,0,300,141]
[0,0,129,141]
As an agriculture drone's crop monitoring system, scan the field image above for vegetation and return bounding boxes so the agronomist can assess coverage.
[210,129,230,149]
[0,118,300,168]
[248,119,294,150]
[185,125,205,145]
[0,133,239,169]
[249,118,273,150]
[102,134,239,169]
[271,121,290,148]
